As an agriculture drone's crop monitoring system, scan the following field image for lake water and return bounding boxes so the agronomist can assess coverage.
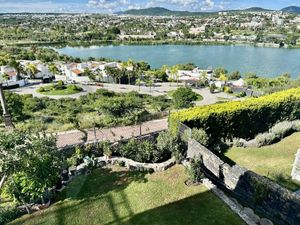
[56,45,300,78]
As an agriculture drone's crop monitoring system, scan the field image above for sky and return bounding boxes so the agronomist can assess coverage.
[0,0,299,13]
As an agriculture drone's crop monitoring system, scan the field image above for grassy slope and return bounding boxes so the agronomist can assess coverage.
[225,132,300,191]
[10,166,245,225]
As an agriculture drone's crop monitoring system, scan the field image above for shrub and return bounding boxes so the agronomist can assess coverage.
[255,133,278,147]
[57,80,64,86]
[270,121,293,139]
[171,87,198,109]
[292,120,300,131]
[191,128,209,146]
[68,84,82,91]
[169,88,300,144]
[186,157,205,183]
[236,91,247,98]
[223,86,233,94]
[38,87,45,92]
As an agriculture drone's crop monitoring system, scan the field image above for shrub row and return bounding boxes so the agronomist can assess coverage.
[254,120,300,147]
[169,88,300,144]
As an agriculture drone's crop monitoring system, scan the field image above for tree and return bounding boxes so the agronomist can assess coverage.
[2,73,10,87]
[25,64,38,79]
[172,87,198,109]
[214,67,228,78]
[48,63,59,77]
[8,60,23,81]
[228,71,241,80]
[0,131,63,213]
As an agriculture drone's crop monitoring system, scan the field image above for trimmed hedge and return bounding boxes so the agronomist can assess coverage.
[169,88,300,144]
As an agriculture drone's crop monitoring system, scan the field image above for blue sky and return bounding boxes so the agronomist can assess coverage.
[0,0,299,13]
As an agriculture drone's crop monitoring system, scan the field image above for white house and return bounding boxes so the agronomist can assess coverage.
[0,66,26,88]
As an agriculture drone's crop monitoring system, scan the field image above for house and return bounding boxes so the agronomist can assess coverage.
[0,66,26,88]
[229,78,245,88]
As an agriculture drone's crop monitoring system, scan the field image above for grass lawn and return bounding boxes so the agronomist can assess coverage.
[225,132,300,191]
[37,85,82,96]
[9,165,245,225]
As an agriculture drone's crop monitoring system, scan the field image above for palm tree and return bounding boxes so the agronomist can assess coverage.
[9,60,24,81]
[26,64,38,79]
[0,83,14,129]
[48,63,59,77]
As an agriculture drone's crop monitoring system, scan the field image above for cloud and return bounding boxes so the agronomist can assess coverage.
[88,0,130,10]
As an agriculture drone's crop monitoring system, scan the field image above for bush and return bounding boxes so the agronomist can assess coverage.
[156,131,183,160]
[191,128,209,146]
[236,91,247,98]
[38,87,45,92]
[292,120,300,131]
[186,157,205,183]
[255,133,278,147]
[223,86,233,94]
[119,139,164,163]
[67,84,83,91]
[57,80,64,86]
[170,88,300,144]
[172,87,198,109]
[270,121,293,139]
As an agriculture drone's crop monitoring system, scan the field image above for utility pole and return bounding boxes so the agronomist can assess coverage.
[0,83,14,129]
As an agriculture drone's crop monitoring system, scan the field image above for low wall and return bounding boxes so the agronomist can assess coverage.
[188,139,300,225]
[94,156,176,172]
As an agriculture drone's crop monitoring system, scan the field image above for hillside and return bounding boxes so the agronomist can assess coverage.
[117,7,213,16]
[281,6,300,14]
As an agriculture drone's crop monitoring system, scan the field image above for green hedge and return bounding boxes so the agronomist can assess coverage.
[169,88,300,144]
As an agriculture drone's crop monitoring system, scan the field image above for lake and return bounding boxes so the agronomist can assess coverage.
[56,45,300,78]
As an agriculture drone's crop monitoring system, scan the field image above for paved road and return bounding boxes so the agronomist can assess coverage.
[57,119,168,149]
[11,82,237,104]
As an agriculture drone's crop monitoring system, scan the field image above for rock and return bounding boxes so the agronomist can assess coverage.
[242,207,260,224]
[259,218,273,225]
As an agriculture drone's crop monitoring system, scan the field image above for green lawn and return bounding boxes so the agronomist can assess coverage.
[225,132,300,191]
[37,85,82,96]
[10,166,245,225]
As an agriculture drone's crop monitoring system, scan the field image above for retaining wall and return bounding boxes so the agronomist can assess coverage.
[188,139,300,225]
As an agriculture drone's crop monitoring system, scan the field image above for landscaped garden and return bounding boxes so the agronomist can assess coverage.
[8,166,245,225]
[37,81,83,96]
[225,132,300,191]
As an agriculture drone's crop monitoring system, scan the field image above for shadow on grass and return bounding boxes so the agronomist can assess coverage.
[54,168,148,225]
[103,191,245,225]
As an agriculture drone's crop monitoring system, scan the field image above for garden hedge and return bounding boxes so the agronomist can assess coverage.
[169,88,300,144]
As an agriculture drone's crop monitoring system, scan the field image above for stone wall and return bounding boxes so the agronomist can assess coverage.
[188,139,300,225]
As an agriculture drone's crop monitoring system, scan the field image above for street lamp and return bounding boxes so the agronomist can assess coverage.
[0,83,14,129]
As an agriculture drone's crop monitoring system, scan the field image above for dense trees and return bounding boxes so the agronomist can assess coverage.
[0,131,63,212]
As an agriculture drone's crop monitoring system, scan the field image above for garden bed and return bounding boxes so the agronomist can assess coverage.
[37,81,83,95]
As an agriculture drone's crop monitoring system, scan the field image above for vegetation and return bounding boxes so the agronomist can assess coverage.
[37,82,83,96]
[0,89,172,132]
[9,166,245,225]
[0,131,63,214]
[170,87,300,145]
[225,132,300,191]
[171,87,200,109]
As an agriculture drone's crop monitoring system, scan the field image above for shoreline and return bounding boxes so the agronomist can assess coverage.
[1,39,298,49]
